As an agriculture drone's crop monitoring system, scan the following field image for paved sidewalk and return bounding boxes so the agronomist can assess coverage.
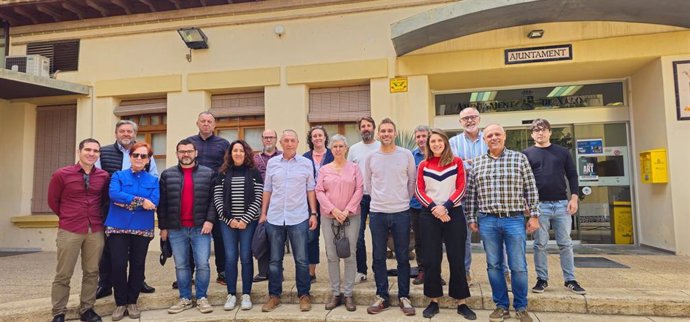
[1,246,689,321]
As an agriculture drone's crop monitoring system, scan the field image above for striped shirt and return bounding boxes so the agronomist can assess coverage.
[213,175,263,225]
[464,148,540,224]
[415,156,466,210]
[449,131,488,173]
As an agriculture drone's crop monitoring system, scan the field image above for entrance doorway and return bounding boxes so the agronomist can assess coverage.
[505,122,633,244]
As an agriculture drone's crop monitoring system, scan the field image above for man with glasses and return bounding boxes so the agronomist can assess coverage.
[158,139,217,314]
[523,119,585,295]
[448,107,490,286]
[48,139,110,322]
[96,120,158,299]
[252,129,282,282]
[188,112,230,286]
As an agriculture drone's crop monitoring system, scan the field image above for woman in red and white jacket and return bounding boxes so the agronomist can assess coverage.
[415,129,476,320]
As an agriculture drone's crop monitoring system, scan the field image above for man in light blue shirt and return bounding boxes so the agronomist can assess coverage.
[447,107,490,286]
[259,129,318,312]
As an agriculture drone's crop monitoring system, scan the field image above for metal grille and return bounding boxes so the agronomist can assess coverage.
[27,39,80,74]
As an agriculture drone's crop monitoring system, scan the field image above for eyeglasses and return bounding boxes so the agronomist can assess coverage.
[82,173,90,190]
[177,150,195,155]
[132,153,149,159]
[460,115,479,122]
[262,136,276,140]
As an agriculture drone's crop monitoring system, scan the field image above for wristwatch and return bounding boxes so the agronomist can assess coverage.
[310,212,317,217]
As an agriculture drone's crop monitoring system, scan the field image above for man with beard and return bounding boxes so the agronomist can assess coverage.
[346,116,380,283]
[251,129,282,282]
[158,139,217,315]
[187,112,230,286]
[96,120,158,299]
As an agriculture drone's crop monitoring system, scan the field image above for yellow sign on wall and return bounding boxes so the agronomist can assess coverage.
[640,149,668,183]
[390,77,408,93]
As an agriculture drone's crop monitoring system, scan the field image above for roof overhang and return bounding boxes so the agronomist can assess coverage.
[391,0,690,56]
[0,69,90,100]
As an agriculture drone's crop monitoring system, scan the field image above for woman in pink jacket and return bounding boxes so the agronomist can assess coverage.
[315,134,363,312]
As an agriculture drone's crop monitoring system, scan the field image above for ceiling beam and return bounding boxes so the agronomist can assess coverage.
[62,2,86,20]
[0,11,19,26]
[168,0,182,10]
[36,4,65,22]
[138,0,157,12]
[85,0,109,17]
[14,6,39,25]
[112,0,133,15]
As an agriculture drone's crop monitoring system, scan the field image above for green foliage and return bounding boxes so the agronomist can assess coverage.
[395,130,417,151]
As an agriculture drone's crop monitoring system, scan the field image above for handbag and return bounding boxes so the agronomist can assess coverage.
[252,221,268,260]
[332,218,351,258]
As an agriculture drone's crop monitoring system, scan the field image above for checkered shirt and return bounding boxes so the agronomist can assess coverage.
[464,148,540,224]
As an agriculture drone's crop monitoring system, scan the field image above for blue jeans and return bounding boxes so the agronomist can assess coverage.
[369,211,410,300]
[478,213,528,311]
[266,219,310,297]
[219,221,257,295]
[356,195,371,275]
[168,227,211,300]
[533,200,576,282]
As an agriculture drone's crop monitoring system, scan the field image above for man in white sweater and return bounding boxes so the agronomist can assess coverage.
[364,118,417,316]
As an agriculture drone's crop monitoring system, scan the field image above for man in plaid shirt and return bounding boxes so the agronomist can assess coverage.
[465,124,540,322]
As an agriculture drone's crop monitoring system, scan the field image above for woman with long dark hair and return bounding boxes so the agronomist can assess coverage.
[303,126,334,282]
[415,129,476,320]
[213,140,263,311]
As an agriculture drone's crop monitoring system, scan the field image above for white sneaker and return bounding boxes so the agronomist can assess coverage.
[240,294,253,310]
[356,272,367,283]
[224,294,237,311]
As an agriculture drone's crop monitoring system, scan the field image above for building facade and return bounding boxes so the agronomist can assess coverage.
[1,0,689,255]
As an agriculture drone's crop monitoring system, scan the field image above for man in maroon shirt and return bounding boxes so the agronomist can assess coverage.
[47,138,110,322]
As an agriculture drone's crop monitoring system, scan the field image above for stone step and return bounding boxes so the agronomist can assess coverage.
[3,282,690,321]
[98,304,690,322]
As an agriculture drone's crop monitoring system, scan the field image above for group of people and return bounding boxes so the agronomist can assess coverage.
[48,107,585,322]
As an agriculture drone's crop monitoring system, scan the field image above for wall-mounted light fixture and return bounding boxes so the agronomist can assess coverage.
[527,29,544,39]
[177,27,208,62]
[274,25,286,38]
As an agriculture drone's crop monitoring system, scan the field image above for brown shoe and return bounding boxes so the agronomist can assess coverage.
[299,295,312,312]
[399,297,416,316]
[412,270,424,285]
[261,296,281,312]
[325,294,342,310]
[367,295,390,314]
[344,296,356,311]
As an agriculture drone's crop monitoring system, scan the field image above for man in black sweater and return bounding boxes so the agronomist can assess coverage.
[523,119,586,295]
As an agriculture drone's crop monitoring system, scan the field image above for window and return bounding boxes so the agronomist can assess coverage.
[0,21,7,64]
[118,98,167,168]
[32,105,76,213]
[435,82,626,116]
[26,39,80,74]
[309,85,370,146]
[210,92,266,151]
[215,116,264,152]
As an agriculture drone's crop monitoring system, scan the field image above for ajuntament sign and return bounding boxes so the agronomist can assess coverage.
[505,44,572,65]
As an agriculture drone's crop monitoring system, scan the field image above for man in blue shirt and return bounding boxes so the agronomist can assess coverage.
[259,129,318,313]
[409,125,429,285]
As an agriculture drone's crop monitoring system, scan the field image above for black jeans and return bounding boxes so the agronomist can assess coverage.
[108,234,151,306]
[419,207,470,300]
[212,223,225,275]
[356,195,371,275]
[410,207,423,269]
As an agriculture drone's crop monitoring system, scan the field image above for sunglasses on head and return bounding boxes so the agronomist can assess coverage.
[132,153,149,159]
